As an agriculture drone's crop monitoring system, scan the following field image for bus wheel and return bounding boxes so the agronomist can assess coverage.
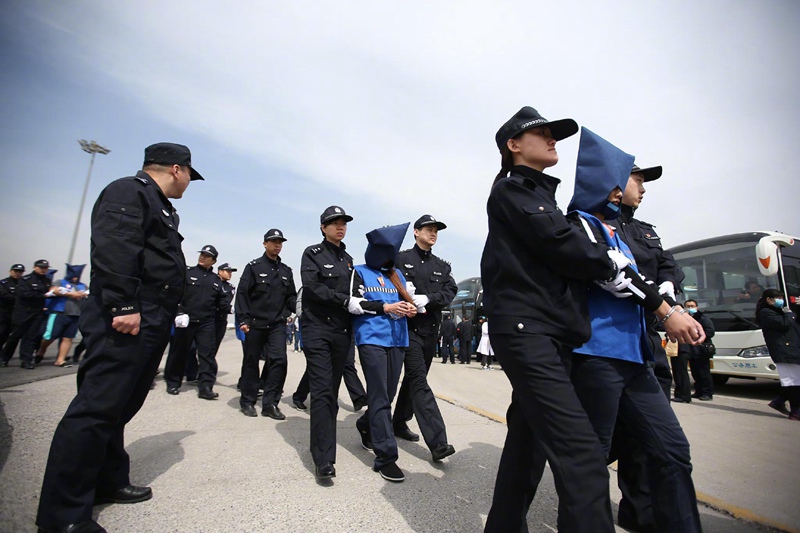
[712,375,730,386]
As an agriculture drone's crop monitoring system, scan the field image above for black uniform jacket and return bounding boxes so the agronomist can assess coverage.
[179,265,223,323]
[12,272,50,321]
[440,319,456,339]
[89,171,186,316]
[0,277,20,315]
[759,307,800,365]
[456,319,473,343]
[397,244,457,335]
[217,280,235,322]
[607,204,685,289]
[235,253,297,329]
[480,165,616,347]
[678,311,715,358]
[300,239,353,331]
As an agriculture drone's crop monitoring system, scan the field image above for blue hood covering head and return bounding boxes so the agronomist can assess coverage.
[568,127,635,219]
[66,263,86,282]
[364,223,410,271]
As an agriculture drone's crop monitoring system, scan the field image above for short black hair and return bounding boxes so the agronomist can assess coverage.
[684,299,697,306]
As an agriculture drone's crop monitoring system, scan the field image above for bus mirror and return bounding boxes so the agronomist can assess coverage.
[755,234,794,276]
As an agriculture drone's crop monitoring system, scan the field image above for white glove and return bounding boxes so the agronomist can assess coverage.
[595,270,633,298]
[174,314,190,328]
[347,297,366,315]
[45,290,56,298]
[57,287,69,295]
[413,294,429,308]
[406,282,417,297]
[607,249,631,273]
[658,281,676,301]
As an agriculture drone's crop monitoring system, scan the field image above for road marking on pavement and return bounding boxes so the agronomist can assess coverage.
[436,393,799,533]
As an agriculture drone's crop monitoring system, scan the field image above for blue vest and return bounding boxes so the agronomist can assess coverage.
[573,212,652,363]
[352,265,409,348]
[47,279,87,313]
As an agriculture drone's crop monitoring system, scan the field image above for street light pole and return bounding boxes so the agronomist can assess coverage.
[68,140,110,265]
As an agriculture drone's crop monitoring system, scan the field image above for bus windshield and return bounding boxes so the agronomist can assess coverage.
[673,240,778,332]
[448,277,482,321]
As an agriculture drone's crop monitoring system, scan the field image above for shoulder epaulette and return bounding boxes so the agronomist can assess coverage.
[432,254,451,266]
[134,176,149,185]
[398,248,412,254]
[636,219,656,228]
[310,246,323,255]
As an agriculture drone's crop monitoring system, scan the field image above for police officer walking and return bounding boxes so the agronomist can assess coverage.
[456,314,473,364]
[37,142,202,533]
[164,245,224,399]
[215,263,237,351]
[391,215,457,462]
[236,229,297,419]
[0,259,51,369]
[0,263,25,363]
[300,206,357,480]
[606,163,689,531]
[439,313,456,364]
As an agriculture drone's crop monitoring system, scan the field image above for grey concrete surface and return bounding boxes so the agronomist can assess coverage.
[0,338,795,532]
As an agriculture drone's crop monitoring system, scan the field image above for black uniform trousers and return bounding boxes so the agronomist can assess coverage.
[457,336,472,363]
[571,355,701,533]
[671,352,693,402]
[36,299,173,531]
[164,320,217,391]
[214,318,227,352]
[292,340,367,405]
[690,355,714,398]
[301,321,350,466]
[1,312,45,364]
[392,330,447,450]
[240,325,286,408]
[484,333,614,533]
[612,325,673,530]
[0,312,14,354]
[440,336,455,363]
[356,345,404,469]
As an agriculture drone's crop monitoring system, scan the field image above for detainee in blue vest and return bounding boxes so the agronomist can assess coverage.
[567,128,703,533]
[37,264,88,367]
[346,222,418,483]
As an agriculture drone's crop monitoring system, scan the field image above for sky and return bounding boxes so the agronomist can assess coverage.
[1,0,798,287]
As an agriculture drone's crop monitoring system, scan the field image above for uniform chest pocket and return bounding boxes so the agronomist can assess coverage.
[521,204,571,238]
[643,238,663,250]
[104,202,142,235]
[429,274,444,289]
[322,271,341,289]
[255,278,271,291]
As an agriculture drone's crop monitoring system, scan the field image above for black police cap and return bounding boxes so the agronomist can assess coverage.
[320,206,353,225]
[217,263,237,272]
[198,245,219,259]
[143,143,205,181]
[495,107,579,152]
[631,164,663,183]
[414,214,447,231]
[10,264,25,271]
[34,259,50,268]
[264,229,287,242]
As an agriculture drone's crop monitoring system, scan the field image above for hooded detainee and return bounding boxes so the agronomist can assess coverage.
[567,127,703,533]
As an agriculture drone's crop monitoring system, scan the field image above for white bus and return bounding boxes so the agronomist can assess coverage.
[668,231,799,384]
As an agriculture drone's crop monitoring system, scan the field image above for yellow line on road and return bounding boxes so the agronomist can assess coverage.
[435,393,798,533]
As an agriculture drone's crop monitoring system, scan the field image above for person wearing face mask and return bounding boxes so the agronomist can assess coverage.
[567,128,704,533]
[348,223,417,482]
[683,300,716,401]
[756,289,800,420]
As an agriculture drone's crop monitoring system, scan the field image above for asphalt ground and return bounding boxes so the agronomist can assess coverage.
[0,336,797,532]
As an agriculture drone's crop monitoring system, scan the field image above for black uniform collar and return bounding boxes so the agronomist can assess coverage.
[195,264,215,272]
[619,203,636,223]
[138,170,175,211]
[322,238,347,257]
[262,252,282,266]
[510,165,561,197]
[413,243,432,259]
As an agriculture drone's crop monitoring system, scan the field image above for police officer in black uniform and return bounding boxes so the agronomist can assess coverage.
[37,142,201,533]
[439,313,456,364]
[236,229,297,419]
[482,107,623,532]
[0,263,26,364]
[606,163,688,532]
[291,339,368,411]
[215,263,236,351]
[0,259,51,369]
[300,206,357,480]
[391,214,457,462]
[164,245,224,399]
[456,314,473,364]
